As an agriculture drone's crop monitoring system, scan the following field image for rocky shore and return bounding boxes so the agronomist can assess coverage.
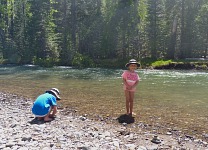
[0,92,208,150]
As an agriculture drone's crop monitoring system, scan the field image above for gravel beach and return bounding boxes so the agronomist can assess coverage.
[0,92,208,150]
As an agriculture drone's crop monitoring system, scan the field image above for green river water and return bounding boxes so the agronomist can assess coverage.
[0,65,208,136]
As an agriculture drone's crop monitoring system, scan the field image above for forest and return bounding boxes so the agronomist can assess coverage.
[0,0,208,68]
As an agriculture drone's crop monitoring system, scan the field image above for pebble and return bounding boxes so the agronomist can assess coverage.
[0,92,207,149]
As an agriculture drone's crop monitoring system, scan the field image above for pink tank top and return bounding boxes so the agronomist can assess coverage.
[122,70,140,91]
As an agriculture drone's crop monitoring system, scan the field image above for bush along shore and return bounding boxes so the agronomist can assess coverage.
[1,58,208,70]
[144,59,208,70]
[0,91,208,150]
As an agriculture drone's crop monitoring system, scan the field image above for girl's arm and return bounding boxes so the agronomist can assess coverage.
[131,74,140,89]
[50,105,57,117]
[123,78,131,90]
[131,80,139,89]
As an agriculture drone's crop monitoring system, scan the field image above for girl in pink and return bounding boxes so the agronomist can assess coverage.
[122,59,140,116]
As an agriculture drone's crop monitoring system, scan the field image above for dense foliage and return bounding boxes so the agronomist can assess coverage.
[0,0,208,67]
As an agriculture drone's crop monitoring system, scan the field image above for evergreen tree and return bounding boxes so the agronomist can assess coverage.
[27,0,59,61]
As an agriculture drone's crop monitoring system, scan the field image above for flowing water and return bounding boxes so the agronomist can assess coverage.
[0,65,208,136]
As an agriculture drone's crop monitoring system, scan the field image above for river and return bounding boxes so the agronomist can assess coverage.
[0,65,208,136]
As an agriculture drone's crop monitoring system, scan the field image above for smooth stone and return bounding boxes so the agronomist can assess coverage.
[0,140,7,144]
[42,147,51,150]
[6,142,16,147]
[18,147,29,150]
[105,137,112,141]
[2,147,12,150]
[146,145,159,150]
[166,132,172,135]
[0,145,6,149]
[17,141,25,146]
[204,134,208,138]
[104,131,111,137]
[137,146,147,150]
[22,137,32,142]
[125,144,136,150]
[113,141,120,147]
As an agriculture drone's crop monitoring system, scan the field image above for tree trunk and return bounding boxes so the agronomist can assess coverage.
[62,0,69,64]
[150,0,157,59]
[9,0,14,39]
[167,16,177,59]
[71,0,77,59]
[179,0,185,59]
[0,0,8,58]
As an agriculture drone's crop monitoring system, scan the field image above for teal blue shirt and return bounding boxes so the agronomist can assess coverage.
[32,93,57,116]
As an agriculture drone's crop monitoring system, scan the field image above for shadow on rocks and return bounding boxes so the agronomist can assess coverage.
[28,117,55,125]
[117,114,135,124]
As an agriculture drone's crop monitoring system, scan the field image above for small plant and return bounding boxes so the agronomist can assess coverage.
[195,64,208,70]
[201,64,207,69]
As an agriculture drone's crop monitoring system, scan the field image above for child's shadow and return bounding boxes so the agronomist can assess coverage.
[28,117,55,125]
[117,114,135,124]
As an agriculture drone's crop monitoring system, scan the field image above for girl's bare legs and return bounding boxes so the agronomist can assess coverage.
[44,113,53,122]
[125,90,130,114]
[36,107,57,122]
[129,91,135,116]
[125,90,133,115]
[36,114,52,122]
[125,90,135,116]
[37,117,43,120]
[44,106,57,122]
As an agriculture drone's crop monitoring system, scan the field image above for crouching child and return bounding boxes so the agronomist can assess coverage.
[32,88,61,122]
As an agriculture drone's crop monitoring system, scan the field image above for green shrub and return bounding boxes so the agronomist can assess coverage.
[140,57,157,67]
[72,53,95,68]
[32,57,59,67]
[195,64,208,70]
[9,53,21,64]
[151,60,172,68]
